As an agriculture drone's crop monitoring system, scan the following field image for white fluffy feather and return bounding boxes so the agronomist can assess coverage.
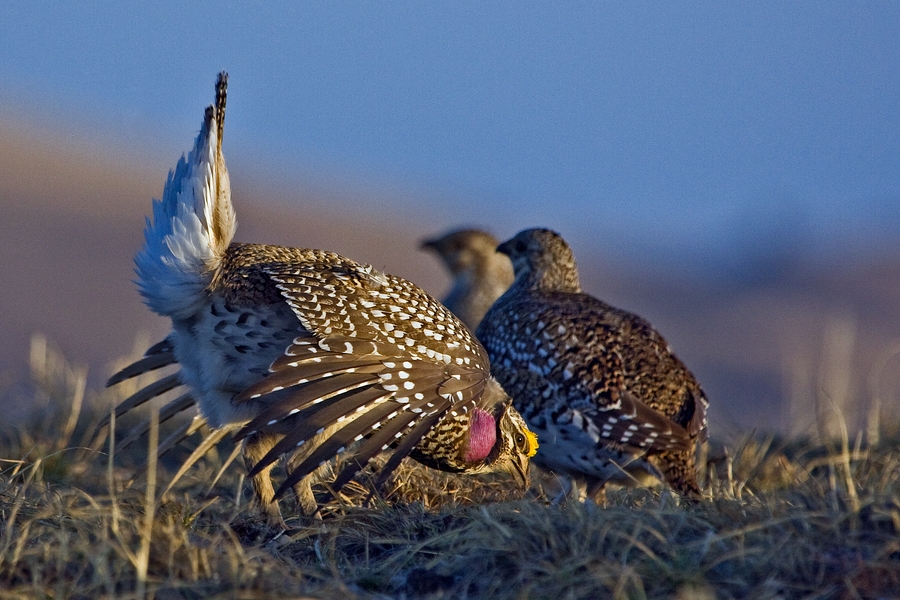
[135,93,236,320]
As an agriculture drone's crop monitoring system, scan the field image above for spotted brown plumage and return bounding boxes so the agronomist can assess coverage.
[106,73,537,521]
[476,228,708,500]
[421,229,514,330]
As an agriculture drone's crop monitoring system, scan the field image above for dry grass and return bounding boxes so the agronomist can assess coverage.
[1,340,899,599]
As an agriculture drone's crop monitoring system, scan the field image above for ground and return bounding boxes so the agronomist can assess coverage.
[1,343,899,599]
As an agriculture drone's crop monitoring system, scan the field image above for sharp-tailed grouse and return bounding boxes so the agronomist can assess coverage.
[476,228,708,500]
[421,228,514,331]
[105,73,537,520]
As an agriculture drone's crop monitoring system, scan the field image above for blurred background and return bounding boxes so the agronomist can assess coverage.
[1,2,899,438]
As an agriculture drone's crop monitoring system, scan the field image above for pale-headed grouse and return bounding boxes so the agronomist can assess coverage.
[476,228,708,500]
[420,229,514,330]
[105,73,538,520]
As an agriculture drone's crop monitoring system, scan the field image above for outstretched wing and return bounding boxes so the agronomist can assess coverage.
[232,249,495,498]
[234,334,487,499]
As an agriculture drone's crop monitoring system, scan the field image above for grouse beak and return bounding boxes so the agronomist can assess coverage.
[495,240,512,257]
[420,238,437,251]
[511,453,531,490]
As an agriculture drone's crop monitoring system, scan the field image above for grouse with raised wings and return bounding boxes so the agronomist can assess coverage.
[106,73,537,521]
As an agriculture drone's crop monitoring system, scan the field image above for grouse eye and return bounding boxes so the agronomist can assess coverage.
[513,240,527,254]
[515,433,525,446]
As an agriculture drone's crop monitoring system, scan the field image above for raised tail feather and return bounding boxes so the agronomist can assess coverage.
[134,72,236,320]
[107,73,235,475]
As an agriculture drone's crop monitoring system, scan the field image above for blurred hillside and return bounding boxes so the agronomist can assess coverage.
[2,119,899,437]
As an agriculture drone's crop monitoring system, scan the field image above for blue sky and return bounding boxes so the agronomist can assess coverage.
[2,2,899,274]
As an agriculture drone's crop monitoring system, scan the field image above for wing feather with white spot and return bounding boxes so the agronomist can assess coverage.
[263,263,489,371]
[479,292,698,454]
[578,390,693,452]
[272,398,430,498]
[234,332,487,499]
